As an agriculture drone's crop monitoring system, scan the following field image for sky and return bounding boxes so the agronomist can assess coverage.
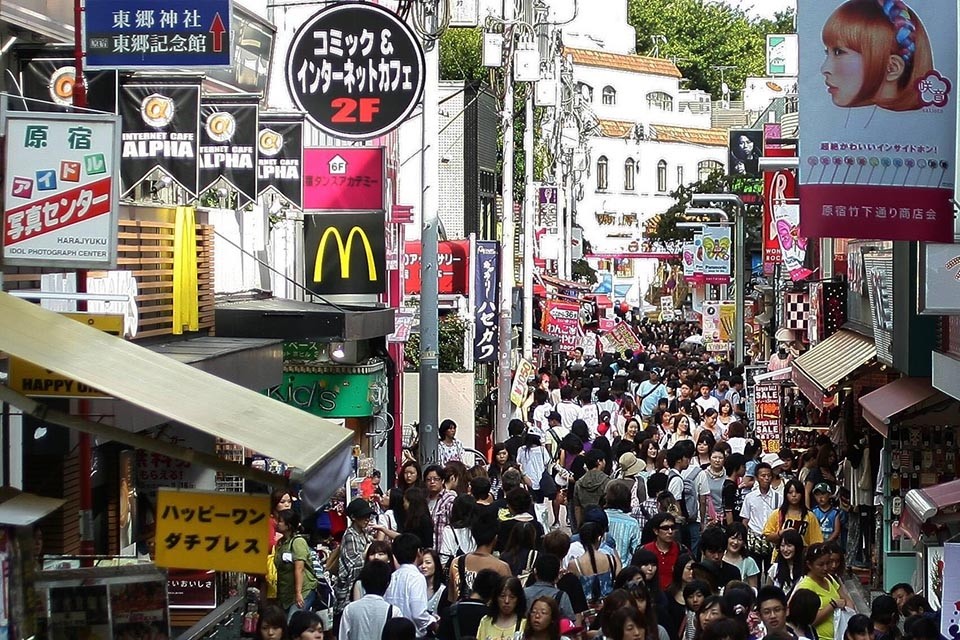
[722,0,796,21]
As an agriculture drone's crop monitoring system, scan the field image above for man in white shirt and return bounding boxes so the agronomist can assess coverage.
[740,462,781,573]
[555,386,583,430]
[384,534,433,638]
[694,382,720,414]
[339,560,402,640]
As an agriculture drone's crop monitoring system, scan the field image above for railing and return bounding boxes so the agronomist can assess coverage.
[176,594,247,640]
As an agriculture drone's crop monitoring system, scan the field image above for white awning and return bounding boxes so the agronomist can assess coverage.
[0,293,353,476]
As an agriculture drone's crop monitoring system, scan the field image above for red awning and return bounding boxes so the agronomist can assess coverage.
[592,295,612,307]
[858,377,959,437]
[901,479,960,542]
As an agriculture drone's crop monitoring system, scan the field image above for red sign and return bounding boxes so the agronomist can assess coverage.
[542,300,582,352]
[167,569,217,609]
[403,240,470,296]
[303,147,384,211]
[762,147,796,267]
[753,383,782,454]
[4,177,112,246]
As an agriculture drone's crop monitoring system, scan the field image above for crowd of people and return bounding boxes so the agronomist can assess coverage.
[253,321,944,640]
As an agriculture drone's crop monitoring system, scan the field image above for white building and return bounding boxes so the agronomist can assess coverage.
[560,1,728,298]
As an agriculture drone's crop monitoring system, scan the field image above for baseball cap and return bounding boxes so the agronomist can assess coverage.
[560,619,584,635]
[813,482,832,495]
[582,506,608,530]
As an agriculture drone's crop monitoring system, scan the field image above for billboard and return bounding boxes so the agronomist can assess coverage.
[304,212,386,295]
[728,129,762,178]
[798,0,957,242]
[766,34,799,76]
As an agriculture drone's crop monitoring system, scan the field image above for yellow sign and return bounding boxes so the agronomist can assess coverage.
[7,313,124,398]
[155,489,270,573]
[510,359,536,407]
[314,226,377,283]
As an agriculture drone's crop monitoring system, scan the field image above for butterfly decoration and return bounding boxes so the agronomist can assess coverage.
[776,220,808,252]
[702,236,731,261]
[683,249,695,265]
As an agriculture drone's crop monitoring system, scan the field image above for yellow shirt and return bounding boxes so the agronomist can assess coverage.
[476,615,526,640]
[794,575,842,640]
[762,510,824,548]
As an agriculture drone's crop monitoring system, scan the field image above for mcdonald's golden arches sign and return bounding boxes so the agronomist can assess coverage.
[304,212,386,295]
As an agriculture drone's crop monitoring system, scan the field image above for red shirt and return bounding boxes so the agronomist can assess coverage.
[643,540,681,591]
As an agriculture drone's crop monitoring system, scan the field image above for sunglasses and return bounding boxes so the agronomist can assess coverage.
[658,524,678,531]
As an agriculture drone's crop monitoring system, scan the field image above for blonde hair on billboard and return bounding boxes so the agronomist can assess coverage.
[821,0,933,111]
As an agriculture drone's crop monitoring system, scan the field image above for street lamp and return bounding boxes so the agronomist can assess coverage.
[691,193,745,365]
[684,207,729,222]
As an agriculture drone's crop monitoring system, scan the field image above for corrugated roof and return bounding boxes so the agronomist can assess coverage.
[597,119,634,137]
[649,124,728,147]
[565,47,682,78]
[794,329,876,393]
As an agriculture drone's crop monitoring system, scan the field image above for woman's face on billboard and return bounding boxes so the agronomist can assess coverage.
[821,44,865,107]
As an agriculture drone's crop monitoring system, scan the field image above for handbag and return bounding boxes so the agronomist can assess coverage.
[539,449,558,499]
[833,606,856,639]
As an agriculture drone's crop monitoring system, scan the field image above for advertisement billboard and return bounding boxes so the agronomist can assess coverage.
[304,212,386,295]
[798,0,957,242]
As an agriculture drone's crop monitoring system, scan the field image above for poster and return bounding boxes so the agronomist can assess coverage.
[541,300,581,352]
[110,581,169,639]
[701,224,732,284]
[754,383,782,453]
[729,129,763,177]
[940,543,960,639]
[510,359,536,407]
[798,0,957,242]
[599,321,642,354]
[49,585,110,639]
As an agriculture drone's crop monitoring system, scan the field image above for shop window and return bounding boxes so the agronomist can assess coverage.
[657,160,667,192]
[602,86,616,105]
[597,156,609,191]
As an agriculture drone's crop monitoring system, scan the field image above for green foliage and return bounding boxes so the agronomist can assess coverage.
[403,314,469,373]
[627,0,795,97]
[571,258,598,285]
[439,27,488,84]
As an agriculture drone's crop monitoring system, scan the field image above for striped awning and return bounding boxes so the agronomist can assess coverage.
[793,330,876,402]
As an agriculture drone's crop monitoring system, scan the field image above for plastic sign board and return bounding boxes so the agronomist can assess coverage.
[84,0,232,69]
[3,112,120,268]
[155,489,269,573]
[285,3,425,140]
[304,212,386,295]
[303,147,385,210]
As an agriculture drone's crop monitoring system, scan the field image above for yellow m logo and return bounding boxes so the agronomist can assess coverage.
[313,226,378,283]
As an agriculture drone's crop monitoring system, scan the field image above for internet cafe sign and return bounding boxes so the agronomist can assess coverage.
[3,112,120,268]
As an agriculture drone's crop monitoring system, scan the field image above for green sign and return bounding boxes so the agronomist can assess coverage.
[267,368,387,418]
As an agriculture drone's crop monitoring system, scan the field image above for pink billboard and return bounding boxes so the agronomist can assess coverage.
[303,147,385,211]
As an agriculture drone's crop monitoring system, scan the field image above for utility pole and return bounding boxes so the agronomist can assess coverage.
[418,4,441,466]
[522,90,534,361]
[495,0,516,442]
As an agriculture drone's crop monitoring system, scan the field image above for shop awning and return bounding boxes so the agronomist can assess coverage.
[0,487,65,526]
[532,329,560,345]
[899,479,960,542]
[0,293,352,477]
[792,329,876,403]
[215,296,395,341]
[540,274,592,291]
[858,377,960,437]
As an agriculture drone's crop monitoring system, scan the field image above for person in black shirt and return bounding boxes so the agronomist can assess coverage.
[504,419,526,462]
[436,568,502,640]
[699,526,742,590]
[721,453,746,526]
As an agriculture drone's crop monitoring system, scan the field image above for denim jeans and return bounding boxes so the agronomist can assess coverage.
[685,521,701,556]
[286,589,317,620]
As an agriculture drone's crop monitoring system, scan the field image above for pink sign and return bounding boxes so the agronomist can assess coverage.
[303,147,384,211]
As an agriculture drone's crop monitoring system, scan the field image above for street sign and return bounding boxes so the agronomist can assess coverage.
[85,0,232,69]
[2,111,120,268]
[285,3,425,140]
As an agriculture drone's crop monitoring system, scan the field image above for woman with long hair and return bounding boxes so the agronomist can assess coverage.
[766,529,805,593]
[639,439,661,480]
[438,419,466,466]
[695,431,716,469]
[716,400,736,435]
[500,521,540,579]
[624,578,667,640]
[786,588,821,640]
[377,488,406,536]
[274,509,318,615]
[704,446,726,525]
[351,539,393,600]
[792,543,854,640]
[567,521,620,606]
[439,493,477,567]
[418,548,447,616]
[696,596,734,639]
[663,553,697,640]
[477,576,527,640]
[614,418,643,461]
[524,596,563,640]
[375,486,434,550]
[444,461,471,496]
[397,460,422,492]
[722,523,760,589]
[489,443,511,500]
[673,415,694,444]
[763,479,823,549]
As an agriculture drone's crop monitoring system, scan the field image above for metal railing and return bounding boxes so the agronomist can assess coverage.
[176,594,246,640]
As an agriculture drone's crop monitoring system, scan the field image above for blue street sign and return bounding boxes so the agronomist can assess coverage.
[85,0,232,69]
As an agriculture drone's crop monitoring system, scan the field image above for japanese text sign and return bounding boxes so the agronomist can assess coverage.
[303,147,384,210]
[3,112,120,268]
[304,212,386,295]
[404,240,470,295]
[599,321,642,355]
[155,489,269,573]
[798,0,957,242]
[701,224,731,284]
[542,300,582,352]
[85,0,232,69]
[473,240,500,364]
[753,383,782,453]
[285,3,425,140]
[510,359,536,407]
[199,96,259,206]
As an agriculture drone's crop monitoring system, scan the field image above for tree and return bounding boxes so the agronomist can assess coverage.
[439,27,487,84]
[404,314,469,372]
[627,0,795,98]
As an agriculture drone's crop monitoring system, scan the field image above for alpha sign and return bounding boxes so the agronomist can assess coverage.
[304,212,386,295]
[285,2,425,140]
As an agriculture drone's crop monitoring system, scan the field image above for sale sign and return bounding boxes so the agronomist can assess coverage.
[3,112,119,268]
[754,383,782,453]
[542,300,582,352]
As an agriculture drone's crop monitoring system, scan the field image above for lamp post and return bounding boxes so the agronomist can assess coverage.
[691,194,745,365]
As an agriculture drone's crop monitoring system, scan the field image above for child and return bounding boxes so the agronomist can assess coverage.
[682,580,711,640]
[820,0,934,112]
[811,483,840,543]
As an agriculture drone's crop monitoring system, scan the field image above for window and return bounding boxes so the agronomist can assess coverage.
[698,160,724,182]
[597,156,609,190]
[657,160,667,192]
[646,91,674,111]
[602,86,616,105]
[677,165,684,187]
[577,82,594,103]
[624,158,635,191]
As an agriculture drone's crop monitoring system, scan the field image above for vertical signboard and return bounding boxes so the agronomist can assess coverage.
[537,185,558,227]
[864,250,894,364]
[3,112,120,268]
[303,212,386,295]
[199,95,259,205]
[701,224,732,284]
[119,77,201,197]
[798,0,957,242]
[473,240,499,364]
[542,300,582,352]
[754,382,783,453]
[257,113,303,209]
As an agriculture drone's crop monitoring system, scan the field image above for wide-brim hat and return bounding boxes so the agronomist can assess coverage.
[619,452,646,477]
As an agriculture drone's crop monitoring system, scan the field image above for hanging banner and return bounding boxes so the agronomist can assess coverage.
[763,147,797,267]
[199,95,259,205]
[772,202,813,281]
[303,212,386,295]
[719,302,737,342]
[754,382,782,453]
[473,240,499,364]
[701,224,732,284]
[257,113,303,209]
[285,3,425,140]
[16,48,119,114]
[682,242,696,280]
[403,240,470,296]
[692,231,705,284]
[542,300,582,352]
[119,77,201,197]
[701,301,729,352]
[599,321,642,354]
[3,112,120,268]
[798,0,957,242]
[510,359,536,407]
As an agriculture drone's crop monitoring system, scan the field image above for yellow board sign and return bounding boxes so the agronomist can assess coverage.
[155,489,270,574]
[7,313,123,398]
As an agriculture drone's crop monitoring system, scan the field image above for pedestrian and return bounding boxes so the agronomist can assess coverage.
[274,509,318,617]
[477,576,527,640]
[438,419,465,466]
[425,465,457,550]
[384,533,433,638]
[335,499,375,613]
[339,560,401,640]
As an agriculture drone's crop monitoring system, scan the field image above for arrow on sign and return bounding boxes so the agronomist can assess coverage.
[209,13,226,53]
